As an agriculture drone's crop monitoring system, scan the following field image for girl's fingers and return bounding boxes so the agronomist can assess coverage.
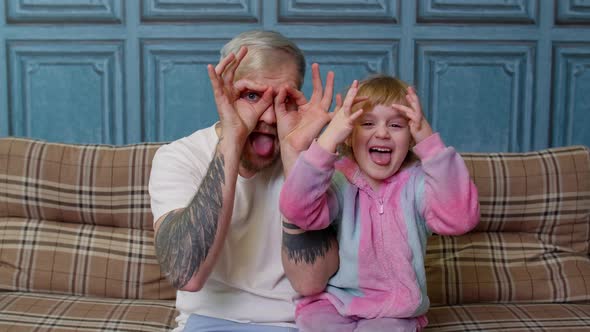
[352,96,369,106]
[341,80,359,111]
[349,108,364,122]
[391,103,420,122]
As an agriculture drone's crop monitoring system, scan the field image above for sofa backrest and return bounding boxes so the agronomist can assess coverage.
[0,137,159,230]
[426,145,590,306]
[0,137,176,300]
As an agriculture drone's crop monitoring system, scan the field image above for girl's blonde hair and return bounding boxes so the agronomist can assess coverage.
[352,75,410,113]
[343,75,418,166]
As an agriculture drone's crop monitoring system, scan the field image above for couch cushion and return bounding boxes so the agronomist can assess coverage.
[426,232,590,305]
[462,145,590,248]
[0,137,162,230]
[0,217,175,300]
[426,303,590,331]
[426,145,590,305]
[0,292,176,331]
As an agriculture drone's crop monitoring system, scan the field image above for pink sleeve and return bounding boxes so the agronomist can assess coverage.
[279,140,340,231]
[413,133,480,235]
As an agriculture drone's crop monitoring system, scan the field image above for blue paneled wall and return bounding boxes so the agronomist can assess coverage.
[0,0,589,152]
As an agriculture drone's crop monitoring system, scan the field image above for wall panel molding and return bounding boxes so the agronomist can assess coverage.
[296,39,398,99]
[142,40,226,142]
[6,0,123,23]
[7,41,124,144]
[552,44,590,147]
[416,41,535,152]
[278,0,399,23]
[556,0,590,25]
[418,0,537,24]
[141,0,260,23]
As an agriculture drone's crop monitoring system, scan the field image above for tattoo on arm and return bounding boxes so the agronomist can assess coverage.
[155,149,225,289]
[282,220,336,264]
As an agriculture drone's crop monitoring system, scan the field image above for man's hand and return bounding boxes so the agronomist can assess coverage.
[391,86,433,145]
[274,63,335,174]
[207,47,274,143]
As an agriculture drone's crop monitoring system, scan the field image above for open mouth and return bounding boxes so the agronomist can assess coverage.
[250,132,276,157]
[369,147,392,166]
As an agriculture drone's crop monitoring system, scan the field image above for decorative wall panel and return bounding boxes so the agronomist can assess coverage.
[142,40,225,142]
[7,41,124,144]
[6,0,123,23]
[0,0,588,150]
[278,0,399,23]
[552,44,590,147]
[416,42,535,152]
[141,0,260,22]
[418,0,537,24]
[556,0,590,25]
[297,40,398,99]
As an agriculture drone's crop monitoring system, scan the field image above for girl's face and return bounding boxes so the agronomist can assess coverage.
[351,104,412,190]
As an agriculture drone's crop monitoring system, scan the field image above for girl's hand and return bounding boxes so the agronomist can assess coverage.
[391,86,433,145]
[317,80,363,153]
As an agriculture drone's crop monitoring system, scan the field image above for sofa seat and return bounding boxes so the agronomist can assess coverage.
[426,303,590,331]
[0,292,176,331]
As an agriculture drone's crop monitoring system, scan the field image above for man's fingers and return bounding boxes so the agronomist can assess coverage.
[310,63,323,104]
[285,86,308,106]
[254,87,274,114]
[215,53,236,75]
[207,64,222,95]
[274,87,288,115]
[224,47,248,84]
[335,94,343,109]
[320,71,335,109]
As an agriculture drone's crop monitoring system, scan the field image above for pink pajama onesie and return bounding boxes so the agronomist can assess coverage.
[279,133,480,332]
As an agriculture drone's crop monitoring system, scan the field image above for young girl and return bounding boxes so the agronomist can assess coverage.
[279,75,480,332]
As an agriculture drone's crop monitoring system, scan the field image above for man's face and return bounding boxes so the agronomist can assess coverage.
[237,59,300,177]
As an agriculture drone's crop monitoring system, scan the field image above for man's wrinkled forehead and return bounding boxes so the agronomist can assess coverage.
[235,48,303,88]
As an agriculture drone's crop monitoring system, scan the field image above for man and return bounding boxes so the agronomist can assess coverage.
[149,30,339,331]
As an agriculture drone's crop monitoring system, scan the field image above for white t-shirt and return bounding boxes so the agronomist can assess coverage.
[149,125,298,331]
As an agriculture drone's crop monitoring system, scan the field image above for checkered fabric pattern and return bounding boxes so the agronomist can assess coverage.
[0,137,176,330]
[1,137,589,331]
[426,303,590,331]
[425,145,590,306]
[0,137,159,229]
[0,292,176,331]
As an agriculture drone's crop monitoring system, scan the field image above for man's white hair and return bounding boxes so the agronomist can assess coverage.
[220,30,305,87]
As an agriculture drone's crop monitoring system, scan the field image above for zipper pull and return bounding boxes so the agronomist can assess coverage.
[378,199,384,215]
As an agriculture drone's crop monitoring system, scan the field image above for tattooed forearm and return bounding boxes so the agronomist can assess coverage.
[155,150,225,289]
[282,220,336,264]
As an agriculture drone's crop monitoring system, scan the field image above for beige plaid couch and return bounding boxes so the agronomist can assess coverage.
[0,137,589,331]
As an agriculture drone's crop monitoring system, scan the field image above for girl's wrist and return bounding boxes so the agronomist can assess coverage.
[317,134,337,153]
